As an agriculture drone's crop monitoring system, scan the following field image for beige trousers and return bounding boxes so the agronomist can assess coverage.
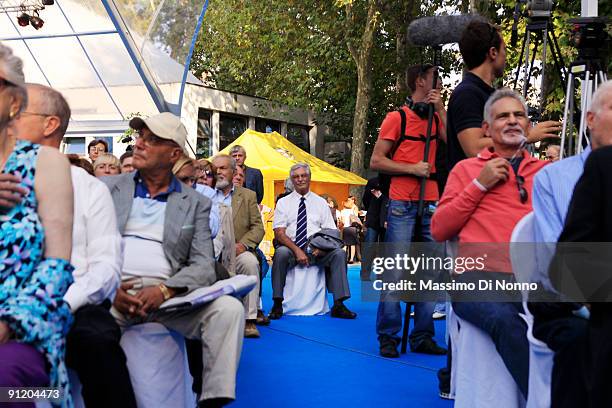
[235,251,261,320]
[112,291,245,401]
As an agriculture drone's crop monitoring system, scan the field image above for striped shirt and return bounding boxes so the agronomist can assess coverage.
[532,146,591,289]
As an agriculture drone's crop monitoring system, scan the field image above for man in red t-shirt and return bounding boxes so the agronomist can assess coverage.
[370,63,447,358]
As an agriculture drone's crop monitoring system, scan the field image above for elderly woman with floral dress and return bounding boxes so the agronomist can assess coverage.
[0,44,75,408]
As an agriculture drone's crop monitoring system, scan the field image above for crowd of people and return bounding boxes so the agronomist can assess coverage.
[0,14,611,408]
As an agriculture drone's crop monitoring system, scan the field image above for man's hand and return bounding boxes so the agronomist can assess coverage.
[113,282,144,316]
[135,286,166,316]
[410,161,431,178]
[526,121,562,144]
[235,242,247,257]
[0,321,12,344]
[294,247,309,266]
[425,89,444,112]
[0,173,28,209]
[477,158,510,190]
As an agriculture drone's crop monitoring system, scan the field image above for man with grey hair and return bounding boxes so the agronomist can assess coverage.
[9,83,137,407]
[270,162,356,320]
[230,145,264,203]
[529,80,612,406]
[431,88,548,398]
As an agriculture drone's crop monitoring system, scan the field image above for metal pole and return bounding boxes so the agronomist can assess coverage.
[101,0,170,113]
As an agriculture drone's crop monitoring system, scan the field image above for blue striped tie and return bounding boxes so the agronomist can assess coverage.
[295,197,307,249]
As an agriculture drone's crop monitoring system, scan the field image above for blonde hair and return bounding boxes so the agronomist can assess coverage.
[172,155,194,175]
[93,153,121,171]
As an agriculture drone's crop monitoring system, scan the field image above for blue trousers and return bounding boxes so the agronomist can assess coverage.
[375,200,435,348]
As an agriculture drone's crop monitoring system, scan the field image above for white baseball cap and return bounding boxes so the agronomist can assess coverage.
[129,112,187,152]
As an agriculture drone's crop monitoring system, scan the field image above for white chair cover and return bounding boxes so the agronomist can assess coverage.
[511,212,554,408]
[120,323,196,408]
[449,307,526,408]
[282,264,330,316]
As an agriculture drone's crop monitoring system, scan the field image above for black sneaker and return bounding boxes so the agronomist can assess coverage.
[411,338,447,355]
[379,336,399,358]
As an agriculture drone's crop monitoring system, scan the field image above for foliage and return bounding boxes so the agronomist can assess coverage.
[476,0,611,120]
[190,0,611,171]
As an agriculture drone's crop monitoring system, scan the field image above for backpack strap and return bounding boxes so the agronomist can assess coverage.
[388,108,407,160]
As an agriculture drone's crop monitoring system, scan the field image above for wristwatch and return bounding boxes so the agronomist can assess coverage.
[158,283,171,301]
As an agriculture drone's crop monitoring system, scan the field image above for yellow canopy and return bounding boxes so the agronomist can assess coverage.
[217,129,367,255]
[218,129,366,208]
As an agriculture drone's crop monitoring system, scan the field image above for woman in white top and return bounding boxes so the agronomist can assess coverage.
[340,196,361,263]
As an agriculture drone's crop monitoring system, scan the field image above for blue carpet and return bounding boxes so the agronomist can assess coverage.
[234,265,453,407]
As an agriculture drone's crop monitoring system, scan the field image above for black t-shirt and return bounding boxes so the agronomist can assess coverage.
[446,72,495,170]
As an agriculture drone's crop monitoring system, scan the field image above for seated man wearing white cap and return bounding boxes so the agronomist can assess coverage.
[103,112,245,408]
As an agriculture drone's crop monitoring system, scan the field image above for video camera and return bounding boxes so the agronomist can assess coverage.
[528,0,553,18]
[568,17,610,58]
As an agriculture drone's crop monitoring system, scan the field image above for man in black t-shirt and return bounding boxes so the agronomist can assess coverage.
[445,21,561,173]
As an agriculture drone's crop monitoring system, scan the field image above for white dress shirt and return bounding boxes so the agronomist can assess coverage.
[273,190,336,241]
[63,166,122,312]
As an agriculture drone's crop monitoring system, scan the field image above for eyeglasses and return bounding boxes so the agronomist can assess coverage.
[21,111,52,117]
[205,170,214,178]
[516,175,528,204]
[179,175,196,186]
[133,130,174,147]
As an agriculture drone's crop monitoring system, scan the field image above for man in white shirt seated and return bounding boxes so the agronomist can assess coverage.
[10,83,137,407]
[269,163,357,320]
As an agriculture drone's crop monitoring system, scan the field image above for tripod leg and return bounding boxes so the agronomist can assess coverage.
[523,34,540,99]
[538,28,549,118]
[560,70,575,160]
[513,30,529,90]
[577,72,591,154]
[549,29,567,89]
[522,30,532,98]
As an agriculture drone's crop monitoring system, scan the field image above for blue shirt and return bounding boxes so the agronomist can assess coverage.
[133,171,182,201]
[195,183,220,238]
[532,146,591,288]
[212,185,235,207]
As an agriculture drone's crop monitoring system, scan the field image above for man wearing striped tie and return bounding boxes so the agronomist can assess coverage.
[269,163,356,320]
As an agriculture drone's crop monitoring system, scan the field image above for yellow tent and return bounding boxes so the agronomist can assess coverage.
[217,129,367,253]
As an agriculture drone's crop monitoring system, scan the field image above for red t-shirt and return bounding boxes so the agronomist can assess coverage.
[378,106,440,201]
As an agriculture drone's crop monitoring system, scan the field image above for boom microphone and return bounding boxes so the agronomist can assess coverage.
[407,14,487,47]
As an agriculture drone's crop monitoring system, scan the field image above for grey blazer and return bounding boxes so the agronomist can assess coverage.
[102,173,216,293]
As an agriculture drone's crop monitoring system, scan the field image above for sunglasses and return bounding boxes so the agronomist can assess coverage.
[516,175,528,204]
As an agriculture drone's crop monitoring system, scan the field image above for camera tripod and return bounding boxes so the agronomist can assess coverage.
[512,15,567,120]
[559,16,609,159]
[559,59,608,159]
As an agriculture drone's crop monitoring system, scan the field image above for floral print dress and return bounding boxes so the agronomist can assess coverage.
[0,140,74,408]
